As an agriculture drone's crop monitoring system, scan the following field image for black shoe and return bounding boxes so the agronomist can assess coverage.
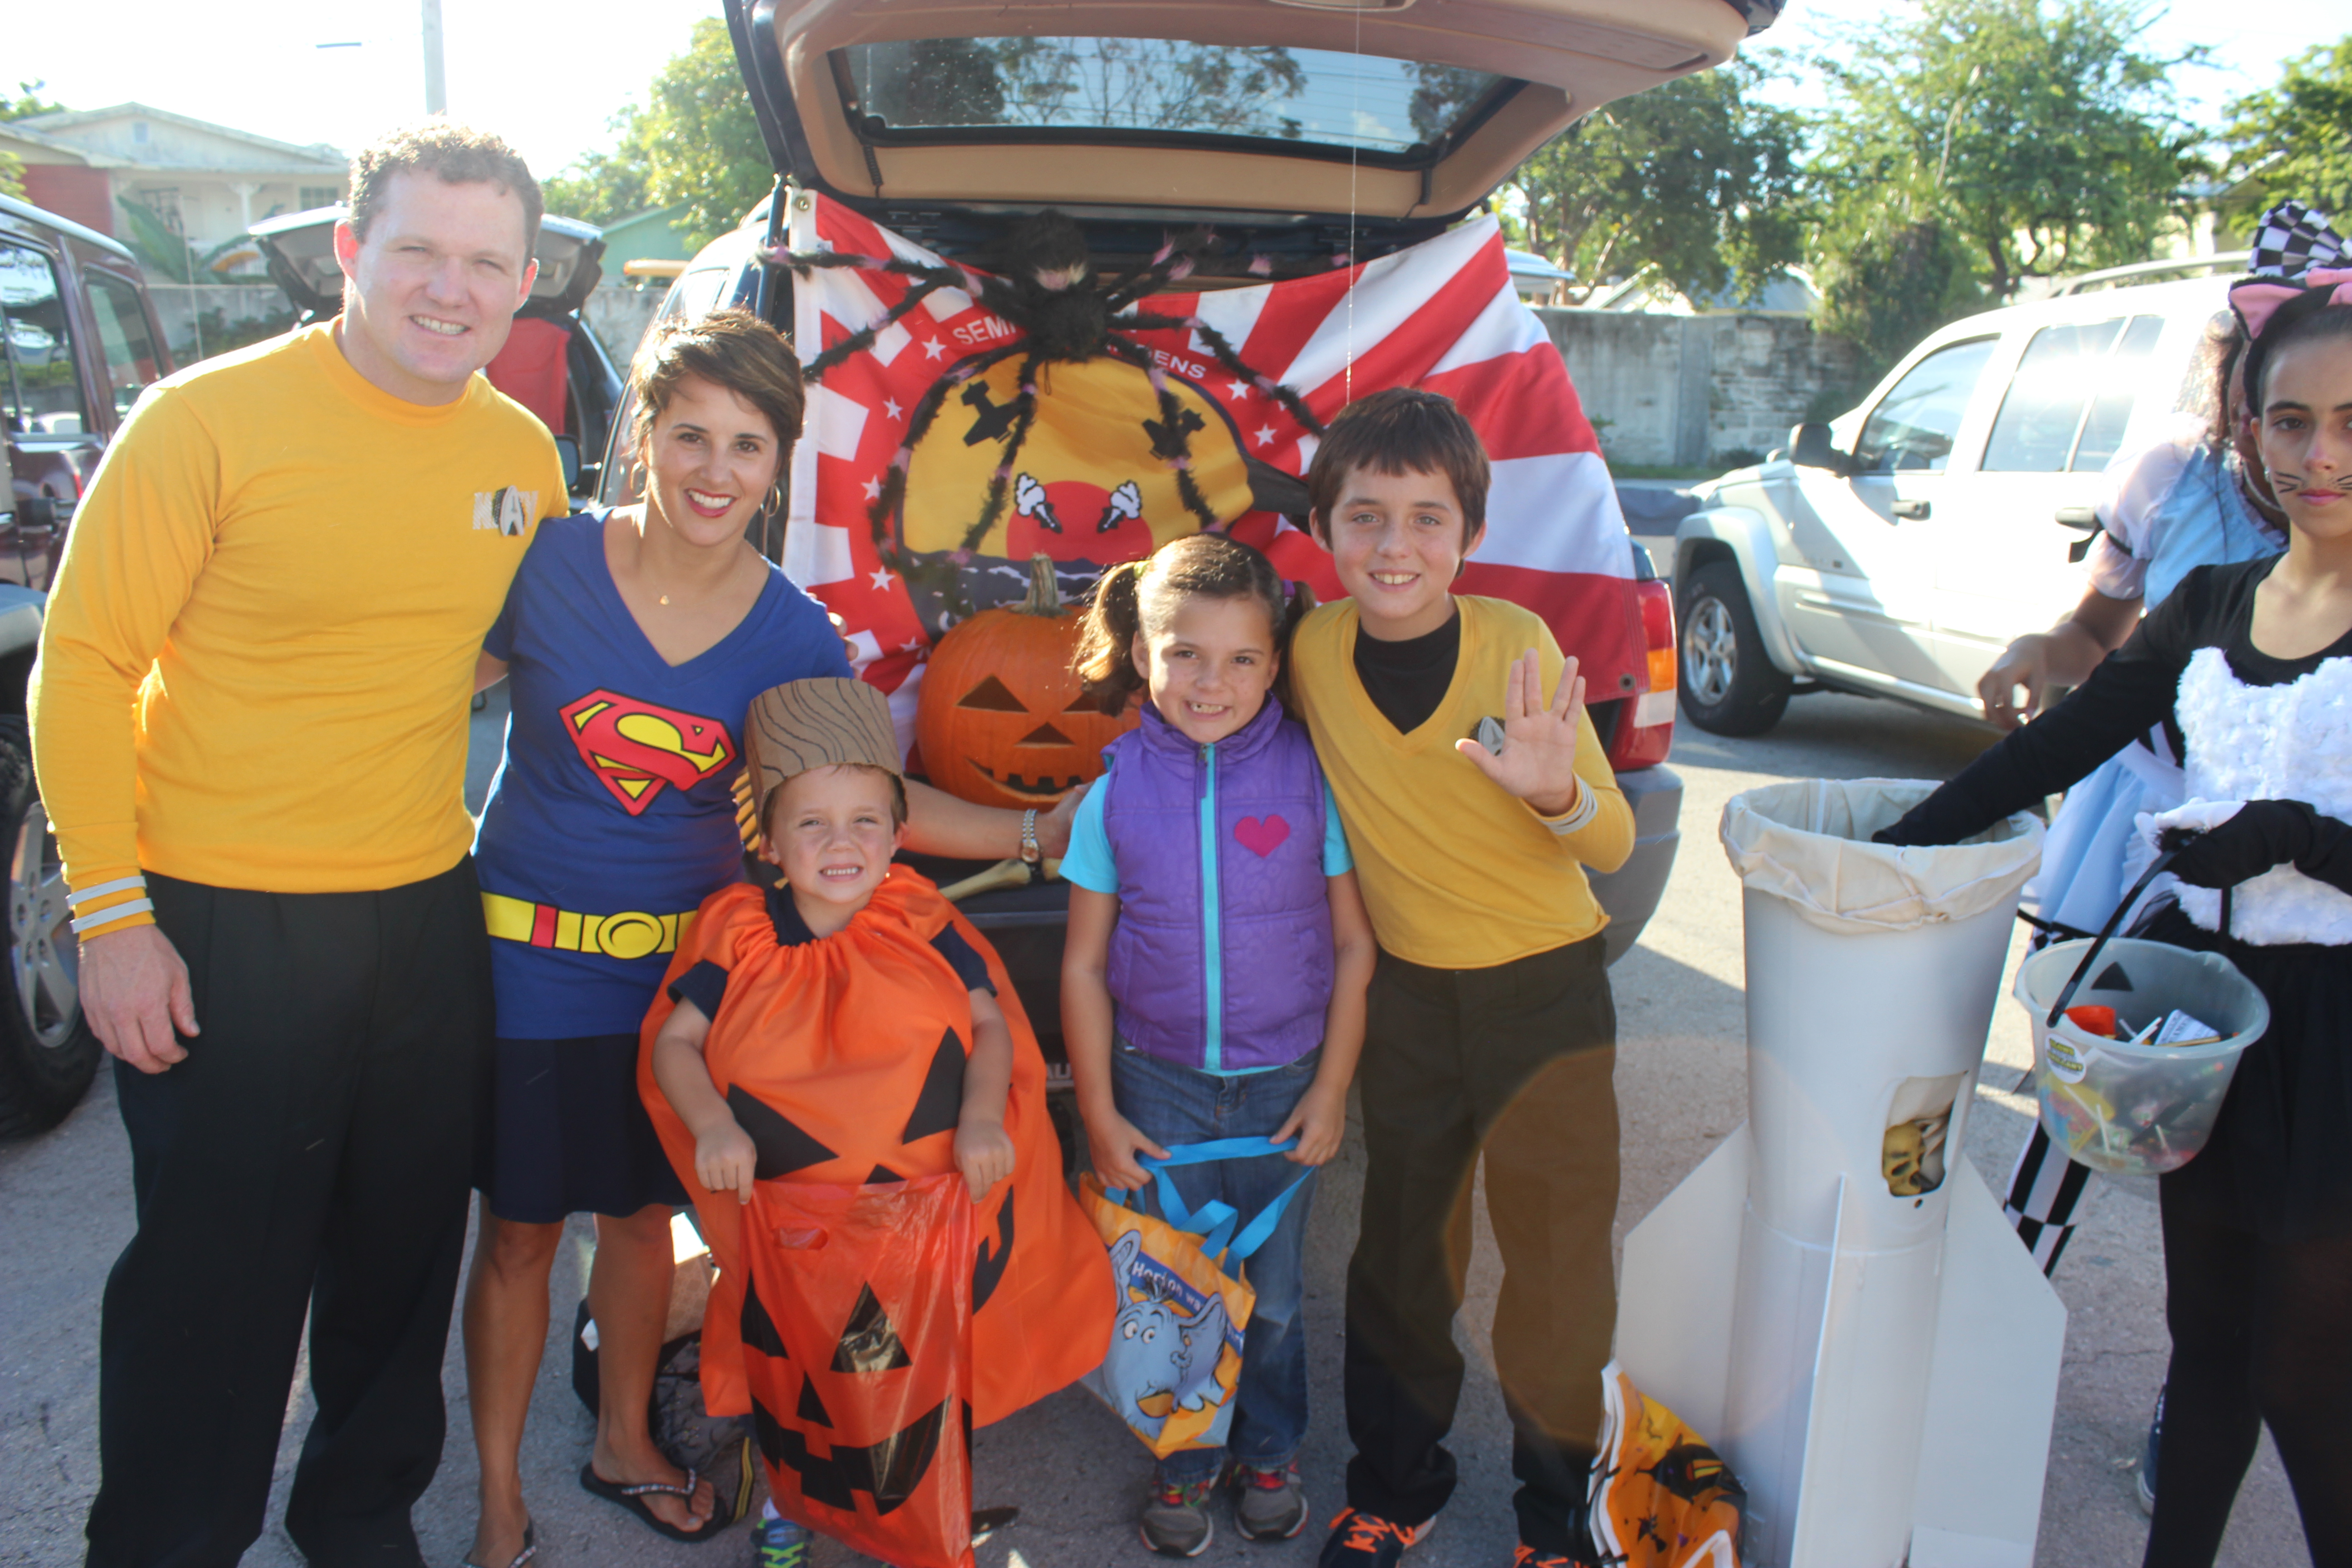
[2136,1385,2165,1516]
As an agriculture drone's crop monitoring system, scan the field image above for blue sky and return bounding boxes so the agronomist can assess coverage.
[6,1,2335,188]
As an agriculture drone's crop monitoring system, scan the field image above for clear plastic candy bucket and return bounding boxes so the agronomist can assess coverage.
[2012,936,2269,1176]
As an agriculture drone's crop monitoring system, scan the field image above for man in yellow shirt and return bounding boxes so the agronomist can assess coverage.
[1289,390,1631,1568]
[28,123,565,1568]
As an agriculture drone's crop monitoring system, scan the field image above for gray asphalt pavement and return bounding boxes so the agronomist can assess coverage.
[0,685,2307,1567]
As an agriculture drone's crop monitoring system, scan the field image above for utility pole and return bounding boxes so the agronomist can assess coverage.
[422,0,447,116]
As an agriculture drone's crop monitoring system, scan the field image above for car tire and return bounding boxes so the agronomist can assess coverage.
[0,716,101,1135]
[1677,562,1792,737]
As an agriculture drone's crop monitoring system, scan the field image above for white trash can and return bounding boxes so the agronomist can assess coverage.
[1620,779,2065,1568]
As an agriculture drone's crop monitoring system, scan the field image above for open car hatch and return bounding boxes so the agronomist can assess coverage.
[248,208,607,321]
[730,0,1771,225]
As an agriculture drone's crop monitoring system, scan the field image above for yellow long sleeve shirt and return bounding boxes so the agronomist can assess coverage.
[1289,596,1633,969]
[29,323,564,934]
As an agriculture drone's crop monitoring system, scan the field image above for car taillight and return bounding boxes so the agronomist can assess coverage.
[1609,578,1676,770]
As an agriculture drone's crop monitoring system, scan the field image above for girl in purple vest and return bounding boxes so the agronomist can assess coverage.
[1062,534,1377,1557]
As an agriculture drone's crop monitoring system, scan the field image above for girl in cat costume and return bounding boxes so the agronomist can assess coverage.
[1878,259,2352,1568]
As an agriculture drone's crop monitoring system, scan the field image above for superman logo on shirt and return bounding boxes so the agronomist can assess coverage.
[559,690,736,815]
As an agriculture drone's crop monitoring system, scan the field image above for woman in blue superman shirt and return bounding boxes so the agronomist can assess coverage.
[459,310,1073,1561]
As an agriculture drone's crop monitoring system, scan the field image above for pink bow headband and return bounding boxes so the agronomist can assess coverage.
[2231,267,2352,340]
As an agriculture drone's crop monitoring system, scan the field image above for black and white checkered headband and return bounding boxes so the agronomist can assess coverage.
[2248,200,2347,280]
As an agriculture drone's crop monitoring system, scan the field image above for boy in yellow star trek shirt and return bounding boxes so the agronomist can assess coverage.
[1289,388,1631,1568]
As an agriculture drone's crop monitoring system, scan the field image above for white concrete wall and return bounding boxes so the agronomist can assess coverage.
[1534,308,1862,469]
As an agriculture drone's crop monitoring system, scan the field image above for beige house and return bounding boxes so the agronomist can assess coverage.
[5,104,344,276]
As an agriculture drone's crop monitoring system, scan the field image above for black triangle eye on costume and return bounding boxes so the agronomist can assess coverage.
[728,1084,840,1180]
[900,1029,968,1145]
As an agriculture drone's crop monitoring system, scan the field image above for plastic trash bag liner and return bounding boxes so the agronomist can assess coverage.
[741,1173,975,1568]
[1719,777,2042,936]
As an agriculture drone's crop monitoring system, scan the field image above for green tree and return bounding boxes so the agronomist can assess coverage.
[542,113,654,227]
[1,80,66,121]
[540,19,772,250]
[1805,0,2197,371]
[0,81,69,200]
[2220,36,2352,220]
[1499,59,1804,306]
[637,18,774,251]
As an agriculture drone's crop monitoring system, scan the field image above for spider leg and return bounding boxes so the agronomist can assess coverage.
[959,348,1048,558]
[1107,310,1325,437]
[804,274,953,382]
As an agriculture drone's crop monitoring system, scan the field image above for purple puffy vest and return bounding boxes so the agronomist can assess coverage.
[1101,697,1336,1073]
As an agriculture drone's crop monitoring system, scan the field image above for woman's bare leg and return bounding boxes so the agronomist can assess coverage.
[461,1203,562,1566]
[586,1204,715,1532]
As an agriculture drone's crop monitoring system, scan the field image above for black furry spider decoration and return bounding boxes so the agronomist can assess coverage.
[765,211,1325,582]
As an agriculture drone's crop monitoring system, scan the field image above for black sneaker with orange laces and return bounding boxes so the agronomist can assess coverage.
[1316,1508,1434,1567]
[1510,1545,1583,1568]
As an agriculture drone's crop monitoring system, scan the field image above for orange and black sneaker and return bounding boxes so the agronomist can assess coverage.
[1317,1508,1434,1567]
[1509,1546,1583,1568]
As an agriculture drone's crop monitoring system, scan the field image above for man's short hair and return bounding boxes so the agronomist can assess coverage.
[348,122,544,257]
[1305,386,1491,545]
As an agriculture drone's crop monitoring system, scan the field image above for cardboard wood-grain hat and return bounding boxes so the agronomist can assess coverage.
[738,678,902,846]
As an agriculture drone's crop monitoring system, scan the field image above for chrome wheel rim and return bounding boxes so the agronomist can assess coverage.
[1683,595,1739,707]
[10,799,83,1051]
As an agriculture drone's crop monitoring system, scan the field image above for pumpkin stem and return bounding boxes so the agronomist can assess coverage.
[1017,552,1063,617]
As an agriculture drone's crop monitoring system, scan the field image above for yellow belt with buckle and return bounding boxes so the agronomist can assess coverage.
[480,892,695,961]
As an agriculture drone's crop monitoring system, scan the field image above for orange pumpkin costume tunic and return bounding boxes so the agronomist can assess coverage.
[639,868,1111,1426]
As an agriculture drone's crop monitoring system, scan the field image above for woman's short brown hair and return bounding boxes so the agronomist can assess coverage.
[1305,386,1490,545]
[628,308,807,474]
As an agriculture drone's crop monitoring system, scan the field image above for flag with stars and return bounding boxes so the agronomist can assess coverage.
[783,194,1639,753]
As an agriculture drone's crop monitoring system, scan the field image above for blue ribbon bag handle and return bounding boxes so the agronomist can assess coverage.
[1105,1137,1316,1266]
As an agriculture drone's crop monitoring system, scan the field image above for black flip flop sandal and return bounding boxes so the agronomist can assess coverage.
[578,1464,728,1544]
[461,1521,536,1568]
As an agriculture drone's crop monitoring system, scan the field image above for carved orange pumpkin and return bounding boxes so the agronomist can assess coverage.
[915,553,1137,808]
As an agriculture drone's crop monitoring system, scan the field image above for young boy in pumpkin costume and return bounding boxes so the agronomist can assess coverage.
[641,676,1112,1567]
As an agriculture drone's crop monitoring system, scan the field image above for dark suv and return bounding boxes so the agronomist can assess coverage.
[0,192,176,1133]
[594,0,1777,1054]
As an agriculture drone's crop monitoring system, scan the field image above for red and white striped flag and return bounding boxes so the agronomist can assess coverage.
[784,195,1638,750]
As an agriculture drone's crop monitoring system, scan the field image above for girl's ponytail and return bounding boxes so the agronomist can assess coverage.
[1075,559,1150,715]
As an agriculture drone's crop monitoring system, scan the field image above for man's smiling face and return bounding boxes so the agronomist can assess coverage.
[332,169,536,406]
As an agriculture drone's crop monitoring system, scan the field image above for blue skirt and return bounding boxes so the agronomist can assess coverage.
[476,1033,690,1223]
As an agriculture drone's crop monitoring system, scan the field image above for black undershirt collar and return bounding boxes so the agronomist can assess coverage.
[1353,605,1461,736]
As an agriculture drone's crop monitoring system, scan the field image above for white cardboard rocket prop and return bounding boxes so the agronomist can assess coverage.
[1618,780,2067,1568]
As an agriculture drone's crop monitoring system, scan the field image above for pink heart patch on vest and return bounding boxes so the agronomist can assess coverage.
[1234,815,1291,858]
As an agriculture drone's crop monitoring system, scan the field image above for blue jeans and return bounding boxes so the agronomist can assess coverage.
[1110,1040,1321,1483]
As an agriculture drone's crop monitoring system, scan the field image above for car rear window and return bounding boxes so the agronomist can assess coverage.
[1981,314,2163,473]
[836,39,1504,157]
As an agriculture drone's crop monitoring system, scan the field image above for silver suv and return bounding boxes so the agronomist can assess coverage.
[1674,269,2239,735]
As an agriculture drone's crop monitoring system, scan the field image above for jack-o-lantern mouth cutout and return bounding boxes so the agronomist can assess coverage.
[746,1273,952,1517]
[754,1385,949,1517]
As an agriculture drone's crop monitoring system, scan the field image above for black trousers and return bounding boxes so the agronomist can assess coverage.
[85,861,494,1568]
[1343,936,1619,1555]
